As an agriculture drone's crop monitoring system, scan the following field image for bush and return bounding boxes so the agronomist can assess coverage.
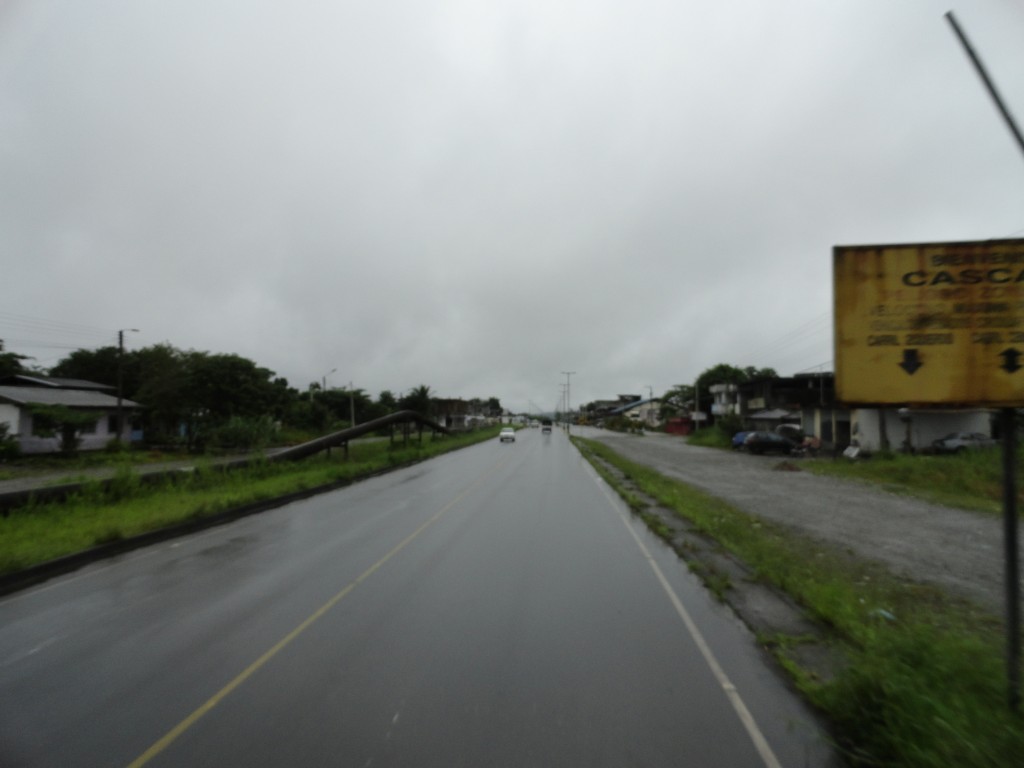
[203,416,279,451]
[0,423,20,461]
[715,413,744,438]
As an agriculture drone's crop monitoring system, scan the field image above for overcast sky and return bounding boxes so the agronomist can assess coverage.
[2,1,1024,413]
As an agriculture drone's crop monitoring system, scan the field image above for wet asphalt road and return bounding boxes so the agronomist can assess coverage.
[0,428,836,767]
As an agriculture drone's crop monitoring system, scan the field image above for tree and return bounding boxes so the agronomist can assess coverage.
[0,422,19,460]
[27,404,99,455]
[694,363,778,397]
[129,344,191,443]
[49,346,122,387]
[378,390,397,413]
[399,385,433,417]
[660,384,694,417]
[0,350,30,378]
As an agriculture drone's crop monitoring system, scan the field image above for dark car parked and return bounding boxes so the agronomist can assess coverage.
[743,431,796,455]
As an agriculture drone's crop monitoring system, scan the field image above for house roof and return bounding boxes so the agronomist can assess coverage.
[0,375,114,391]
[0,386,141,410]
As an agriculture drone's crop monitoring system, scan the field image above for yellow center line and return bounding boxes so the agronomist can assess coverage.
[126,458,506,768]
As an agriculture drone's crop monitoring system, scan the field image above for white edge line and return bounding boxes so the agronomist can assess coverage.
[584,461,784,768]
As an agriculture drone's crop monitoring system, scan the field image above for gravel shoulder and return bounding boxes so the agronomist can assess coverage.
[575,426,1008,614]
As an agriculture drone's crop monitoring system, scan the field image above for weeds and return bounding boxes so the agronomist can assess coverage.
[805,449,1018,515]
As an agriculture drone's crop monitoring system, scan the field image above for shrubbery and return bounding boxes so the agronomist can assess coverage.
[0,423,20,461]
[201,416,279,451]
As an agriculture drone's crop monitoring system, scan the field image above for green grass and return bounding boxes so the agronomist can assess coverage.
[0,428,500,575]
[686,426,732,449]
[573,437,1024,767]
[805,449,1017,515]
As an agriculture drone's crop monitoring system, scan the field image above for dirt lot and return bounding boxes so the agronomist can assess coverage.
[574,426,1009,615]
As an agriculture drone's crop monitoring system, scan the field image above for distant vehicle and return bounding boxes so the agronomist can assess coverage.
[731,431,753,449]
[932,432,996,453]
[499,427,516,443]
[743,431,796,455]
[541,419,552,434]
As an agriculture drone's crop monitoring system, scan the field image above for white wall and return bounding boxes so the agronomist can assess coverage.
[852,409,991,452]
[0,403,19,438]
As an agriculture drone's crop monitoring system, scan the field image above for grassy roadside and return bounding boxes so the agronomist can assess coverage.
[803,449,1013,516]
[0,427,501,575]
[684,426,1017,516]
[574,437,1023,767]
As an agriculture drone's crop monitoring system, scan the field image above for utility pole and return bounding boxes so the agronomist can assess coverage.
[349,381,356,426]
[322,368,336,395]
[561,371,575,432]
[945,8,1024,713]
[116,328,139,445]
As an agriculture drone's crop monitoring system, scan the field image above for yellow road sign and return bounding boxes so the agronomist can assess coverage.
[834,239,1024,406]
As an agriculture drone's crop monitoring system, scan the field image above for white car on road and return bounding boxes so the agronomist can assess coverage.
[499,427,516,443]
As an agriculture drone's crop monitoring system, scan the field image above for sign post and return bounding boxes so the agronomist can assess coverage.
[835,238,1024,710]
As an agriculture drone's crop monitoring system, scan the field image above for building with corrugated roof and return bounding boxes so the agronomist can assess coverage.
[0,375,142,454]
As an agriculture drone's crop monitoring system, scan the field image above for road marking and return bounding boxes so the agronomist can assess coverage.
[125,459,507,768]
[587,465,784,768]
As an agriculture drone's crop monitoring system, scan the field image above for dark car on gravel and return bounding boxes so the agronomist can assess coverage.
[743,431,796,455]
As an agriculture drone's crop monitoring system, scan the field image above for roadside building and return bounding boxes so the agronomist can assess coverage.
[0,375,142,454]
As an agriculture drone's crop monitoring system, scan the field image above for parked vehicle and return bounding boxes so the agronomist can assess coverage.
[499,427,516,443]
[743,431,796,455]
[932,432,996,453]
[775,424,804,442]
[731,431,753,449]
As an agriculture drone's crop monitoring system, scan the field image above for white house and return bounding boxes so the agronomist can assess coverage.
[0,375,142,454]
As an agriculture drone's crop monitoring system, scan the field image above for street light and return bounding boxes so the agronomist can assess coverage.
[116,328,139,445]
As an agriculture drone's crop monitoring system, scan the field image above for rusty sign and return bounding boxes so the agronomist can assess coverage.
[834,239,1024,406]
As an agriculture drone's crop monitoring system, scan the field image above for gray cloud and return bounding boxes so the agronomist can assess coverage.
[3,1,1024,411]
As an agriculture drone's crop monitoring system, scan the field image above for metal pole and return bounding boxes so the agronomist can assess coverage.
[562,371,575,432]
[116,330,124,444]
[946,10,1023,711]
[1002,408,1021,712]
[322,368,336,398]
[116,328,139,445]
[945,12,1024,163]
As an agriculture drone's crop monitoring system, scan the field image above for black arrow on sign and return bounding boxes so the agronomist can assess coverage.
[1000,348,1022,373]
[899,349,922,375]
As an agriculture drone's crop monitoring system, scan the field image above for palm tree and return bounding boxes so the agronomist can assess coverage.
[400,385,433,417]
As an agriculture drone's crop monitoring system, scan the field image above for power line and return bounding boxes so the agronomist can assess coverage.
[735,310,832,368]
[0,310,115,338]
